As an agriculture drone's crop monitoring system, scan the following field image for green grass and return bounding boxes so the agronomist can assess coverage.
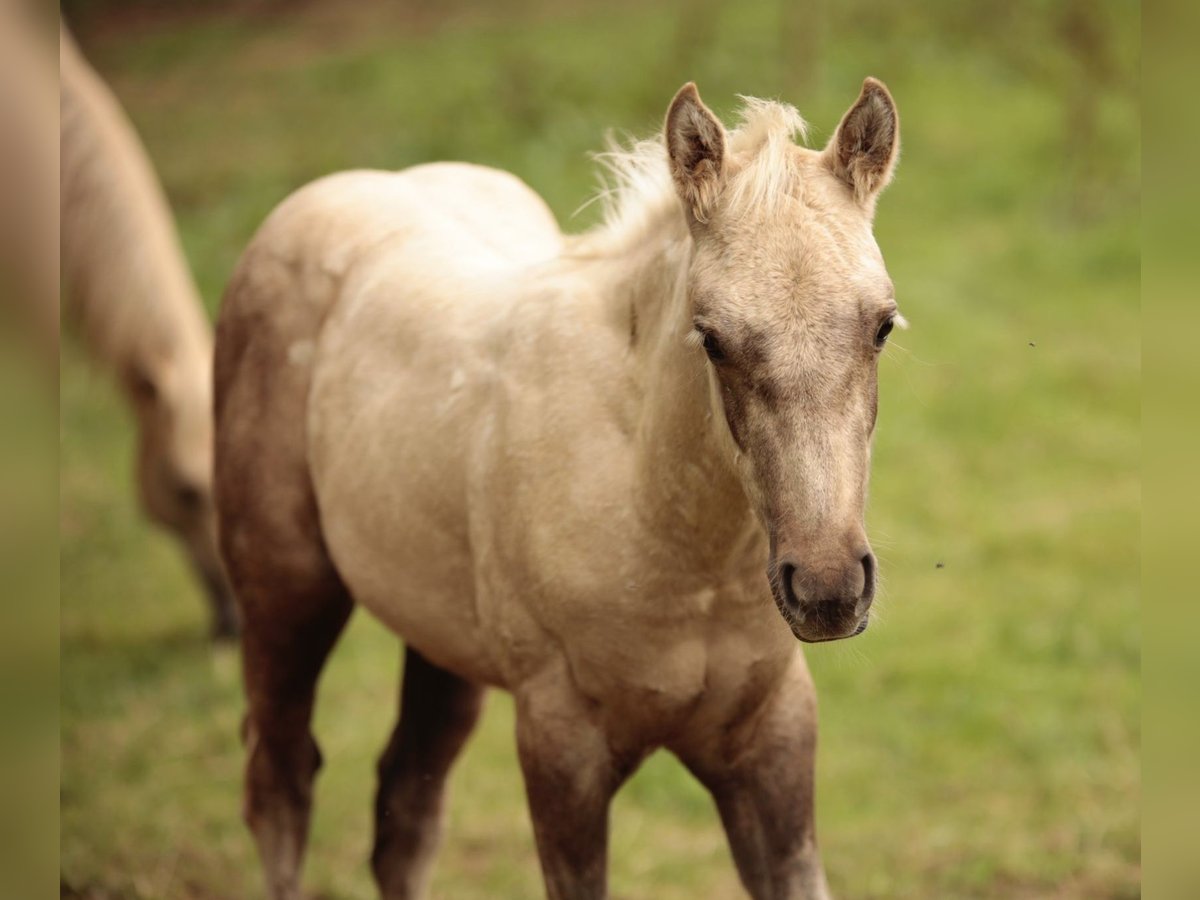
[61,1,1139,897]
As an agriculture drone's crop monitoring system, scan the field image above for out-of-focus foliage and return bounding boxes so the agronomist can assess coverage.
[59,1,1138,898]
[1144,0,1194,898]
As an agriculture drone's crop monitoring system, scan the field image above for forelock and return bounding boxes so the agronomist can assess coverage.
[581,96,810,252]
[722,97,809,221]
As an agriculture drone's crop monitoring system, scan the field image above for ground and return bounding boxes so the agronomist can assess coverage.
[60,2,1139,897]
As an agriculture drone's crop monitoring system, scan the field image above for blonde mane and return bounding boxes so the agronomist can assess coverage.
[575,96,809,255]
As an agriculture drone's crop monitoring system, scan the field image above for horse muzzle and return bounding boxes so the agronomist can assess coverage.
[768,550,876,643]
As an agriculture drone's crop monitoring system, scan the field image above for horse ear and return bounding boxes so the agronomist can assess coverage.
[665,83,726,224]
[824,77,900,206]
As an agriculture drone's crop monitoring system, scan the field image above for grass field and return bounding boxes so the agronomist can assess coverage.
[60,2,1140,897]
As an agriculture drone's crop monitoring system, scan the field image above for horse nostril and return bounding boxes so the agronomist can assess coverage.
[779,562,800,612]
[860,553,876,601]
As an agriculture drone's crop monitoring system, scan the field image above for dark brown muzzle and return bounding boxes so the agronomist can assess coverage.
[770,546,876,642]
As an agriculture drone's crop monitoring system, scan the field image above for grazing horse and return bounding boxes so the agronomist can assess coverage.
[60,29,237,637]
[215,79,902,899]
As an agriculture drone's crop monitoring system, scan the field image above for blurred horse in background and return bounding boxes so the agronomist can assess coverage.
[217,78,902,899]
[60,28,237,638]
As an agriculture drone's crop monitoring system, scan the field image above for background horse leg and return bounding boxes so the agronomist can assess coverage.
[514,666,640,900]
[239,581,353,900]
[676,662,832,900]
[371,646,485,899]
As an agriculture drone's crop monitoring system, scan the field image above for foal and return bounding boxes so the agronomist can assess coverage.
[216,79,902,899]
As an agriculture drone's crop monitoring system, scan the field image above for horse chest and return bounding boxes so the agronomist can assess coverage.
[512,578,795,741]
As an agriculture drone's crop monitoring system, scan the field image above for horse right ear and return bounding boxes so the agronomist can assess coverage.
[824,77,900,207]
[665,83,727,224]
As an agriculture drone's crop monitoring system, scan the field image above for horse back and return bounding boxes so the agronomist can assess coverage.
[214,165,562,681]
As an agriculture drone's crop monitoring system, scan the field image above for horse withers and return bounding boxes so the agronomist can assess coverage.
[215,79,903,899]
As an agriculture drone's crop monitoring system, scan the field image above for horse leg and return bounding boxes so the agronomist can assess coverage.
[371,646,485,899]
[515,665,638,900]
[240,582,353,900]
[214,230,362,897]
[676,660,832,900]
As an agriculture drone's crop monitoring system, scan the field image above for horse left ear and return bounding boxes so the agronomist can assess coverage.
[665,82,727,224]
[824,77,900,207]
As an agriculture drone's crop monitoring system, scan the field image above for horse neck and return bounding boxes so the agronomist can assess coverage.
[612,220,767,581]
[69,223,213,403]
[60,37,214,400]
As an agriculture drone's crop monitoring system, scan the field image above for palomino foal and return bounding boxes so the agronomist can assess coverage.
[215,79,902,899]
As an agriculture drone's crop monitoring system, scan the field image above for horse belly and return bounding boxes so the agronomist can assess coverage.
[307,275,502,686]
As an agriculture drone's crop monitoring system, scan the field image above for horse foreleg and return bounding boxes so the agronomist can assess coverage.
[677,659,832,900]
[515,667,637,900]
[371,646,485,899]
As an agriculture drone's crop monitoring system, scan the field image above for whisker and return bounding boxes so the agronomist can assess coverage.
[885,339,944,369]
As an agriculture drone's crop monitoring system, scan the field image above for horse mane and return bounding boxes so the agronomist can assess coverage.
[574,96,809,255]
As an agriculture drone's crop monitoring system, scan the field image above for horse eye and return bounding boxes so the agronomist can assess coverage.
[175,483,203,514]
[700,329,725,362]
[875,317,894,348]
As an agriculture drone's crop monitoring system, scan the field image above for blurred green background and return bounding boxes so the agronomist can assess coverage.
[59,1,1139,897]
